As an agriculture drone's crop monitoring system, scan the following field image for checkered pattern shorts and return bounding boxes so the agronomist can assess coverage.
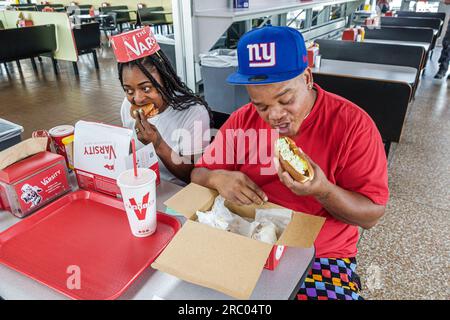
[297,257,364,300]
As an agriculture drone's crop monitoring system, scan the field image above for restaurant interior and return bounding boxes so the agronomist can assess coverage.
[0,0,448,301]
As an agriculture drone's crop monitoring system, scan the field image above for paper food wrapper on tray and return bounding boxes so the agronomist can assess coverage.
[74,120,160,198]
[0,137,48,171]
[196,195,292,245]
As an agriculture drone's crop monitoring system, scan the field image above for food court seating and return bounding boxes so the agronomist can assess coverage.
[364,26,434,68]
[13,5,37,11]
[380,16,442,30]
[72,22,101,75]
[0,24,58,75]
[315,39,424,99]
[396,11,446,38]
[99,12,118,39]
[66,5,91,15]
[364,26,434,45]
[99,5,134,32]
[380,16,442,58]
[313,75,411,155]
[137,7,173,34]
[36,4,65,12]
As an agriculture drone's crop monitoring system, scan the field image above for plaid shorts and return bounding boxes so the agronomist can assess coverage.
[297,257,364,300]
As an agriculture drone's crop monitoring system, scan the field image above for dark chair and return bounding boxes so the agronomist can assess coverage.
[211,111,229,130]
[78,5,94,10]
[315,39,424,99]
[100,5,134,32]
[137,7,173,34]
[0,24,58,75]
[380,17,443,58]
[36,4,65,12]
[36,4,48,11]
[380,16,442,30]
[99,12,118,39]
[364,26,434,68]
[66,5,90,16]
[396,11,446,38]
[364,26,434,44]
[15,5,37,11]
[72,22,101,75]
[313,75,412,155]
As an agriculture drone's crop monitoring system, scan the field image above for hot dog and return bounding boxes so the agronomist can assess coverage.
[130,103,159,119]
[275,136,314,183]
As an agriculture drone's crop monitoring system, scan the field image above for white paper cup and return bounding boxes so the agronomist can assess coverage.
[315,55,322,68]
[117,168,157,237]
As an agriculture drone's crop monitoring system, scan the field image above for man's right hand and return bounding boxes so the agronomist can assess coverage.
[210,170,268,206]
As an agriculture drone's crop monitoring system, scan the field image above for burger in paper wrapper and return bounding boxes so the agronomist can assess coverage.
[130,103,159,119]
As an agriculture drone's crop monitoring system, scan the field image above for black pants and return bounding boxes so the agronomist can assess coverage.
[438,20,450,73]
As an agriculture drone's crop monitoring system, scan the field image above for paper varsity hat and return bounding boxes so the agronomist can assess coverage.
[111,26,161,63]
[227,25,308,85]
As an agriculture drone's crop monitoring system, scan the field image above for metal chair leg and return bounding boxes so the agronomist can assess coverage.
[30,57,37,70]
[72,61,79,75]
[52,58,59,75]
[92,50,99,69]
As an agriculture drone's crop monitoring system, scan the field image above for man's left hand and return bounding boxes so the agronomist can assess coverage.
[274,153,331,198]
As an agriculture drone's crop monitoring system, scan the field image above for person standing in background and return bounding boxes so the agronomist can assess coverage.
[376,0,391,14]
[434,0,450,79]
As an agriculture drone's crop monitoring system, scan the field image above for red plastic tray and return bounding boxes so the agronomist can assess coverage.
[0,190,181,300]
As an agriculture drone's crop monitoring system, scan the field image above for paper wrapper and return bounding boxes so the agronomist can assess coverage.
[196,196,292,245]
[0,138,48,170]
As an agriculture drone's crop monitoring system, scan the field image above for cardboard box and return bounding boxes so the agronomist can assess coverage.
[152,183,325,299]
[342,28,358,41]
[307,45,319,67]
[74,120,160,198]
[0,151,71,218]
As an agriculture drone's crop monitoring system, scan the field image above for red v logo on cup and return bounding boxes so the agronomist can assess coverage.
[128,192,150,220]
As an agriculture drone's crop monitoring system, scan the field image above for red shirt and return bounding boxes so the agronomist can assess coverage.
[196,84,389,258]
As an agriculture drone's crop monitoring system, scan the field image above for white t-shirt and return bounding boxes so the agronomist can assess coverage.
[120,98,211,185]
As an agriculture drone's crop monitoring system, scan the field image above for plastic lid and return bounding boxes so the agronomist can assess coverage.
[117,168,156,189]
[49,125,74,137]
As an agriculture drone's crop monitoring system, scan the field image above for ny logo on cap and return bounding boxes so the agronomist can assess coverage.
[247,42,276,67]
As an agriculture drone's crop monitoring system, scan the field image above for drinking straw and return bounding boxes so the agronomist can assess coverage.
[131,138,138,177]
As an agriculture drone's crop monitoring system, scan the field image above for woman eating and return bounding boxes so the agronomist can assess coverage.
[112,27,212,185]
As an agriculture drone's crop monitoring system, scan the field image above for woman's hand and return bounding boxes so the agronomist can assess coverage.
[210,170,268,206]
[134,109,162,150]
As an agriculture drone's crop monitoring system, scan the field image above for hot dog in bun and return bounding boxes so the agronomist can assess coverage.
[130,103,159,119]
[275,136,314,183]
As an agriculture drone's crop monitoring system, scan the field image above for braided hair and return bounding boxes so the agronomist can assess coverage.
[118,50,213,126]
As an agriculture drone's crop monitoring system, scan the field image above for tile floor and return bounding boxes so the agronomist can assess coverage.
[0,44,449,300]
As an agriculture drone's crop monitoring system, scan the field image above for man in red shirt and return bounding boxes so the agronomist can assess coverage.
[191,25,389,300]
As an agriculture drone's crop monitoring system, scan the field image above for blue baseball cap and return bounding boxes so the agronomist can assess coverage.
[227,25,308,85]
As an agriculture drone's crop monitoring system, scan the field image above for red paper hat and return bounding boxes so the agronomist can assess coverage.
[111,27,161,63]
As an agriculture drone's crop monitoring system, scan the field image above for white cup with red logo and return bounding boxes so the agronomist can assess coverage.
[117,168,157,237]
